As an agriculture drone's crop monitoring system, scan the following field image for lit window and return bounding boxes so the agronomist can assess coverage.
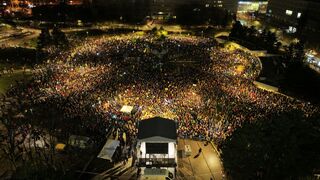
[285,10,293,16]
[205,4,209,7]
[297,12,302,18]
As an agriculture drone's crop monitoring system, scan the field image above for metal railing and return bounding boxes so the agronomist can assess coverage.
[137,158,176,167]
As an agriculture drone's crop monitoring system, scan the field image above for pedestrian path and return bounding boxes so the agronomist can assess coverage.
[93,157,136,179]
[177,139,224,180]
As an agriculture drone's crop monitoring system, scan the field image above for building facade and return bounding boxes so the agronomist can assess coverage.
[237,1,268,14]
[222,0,238,13]
[92,0,226,16]
[0,0,86,7]
[267,0,320,32]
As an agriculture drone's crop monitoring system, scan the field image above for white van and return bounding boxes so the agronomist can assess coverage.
[139,168,175,180]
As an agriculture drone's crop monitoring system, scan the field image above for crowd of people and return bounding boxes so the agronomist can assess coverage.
[1,33,318,156]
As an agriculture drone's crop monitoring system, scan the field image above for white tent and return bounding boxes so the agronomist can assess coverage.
[68,135,90,149]
[97,139,120,161]
[120,105,134,114]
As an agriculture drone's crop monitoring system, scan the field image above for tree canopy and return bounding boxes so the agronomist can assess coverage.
[221,110,320,179]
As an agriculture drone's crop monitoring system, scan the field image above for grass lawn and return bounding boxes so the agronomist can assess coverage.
[19,37,38,49]
[0,71,32,94]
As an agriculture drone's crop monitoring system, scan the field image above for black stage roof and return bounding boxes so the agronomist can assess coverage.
[137,117,177,140]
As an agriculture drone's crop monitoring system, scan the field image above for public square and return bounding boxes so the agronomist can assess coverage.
[0,0,320,179]
[1,30,319,179]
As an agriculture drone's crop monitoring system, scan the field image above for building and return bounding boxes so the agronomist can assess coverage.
[92,0,226,20]
[218,0,268,14]
[28,0,59,6]
[136,117,177,179]
[0,0,59,7]
[213,0,269,14]
[0,0,86,7]
[237,1,268,14]
[222,0,238,13]
[267,0,320,33]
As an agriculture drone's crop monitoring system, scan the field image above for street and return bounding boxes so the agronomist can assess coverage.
[90,139,224,180]
[177,139,224,180]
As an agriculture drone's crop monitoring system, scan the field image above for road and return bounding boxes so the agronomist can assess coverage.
[177,139,224,180]
[90,139,224,180]
[0,26,39,48]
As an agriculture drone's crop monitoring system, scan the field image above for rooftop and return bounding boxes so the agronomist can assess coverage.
[137,117,177,140]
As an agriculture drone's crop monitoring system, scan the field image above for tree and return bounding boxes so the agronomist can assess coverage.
[275,41,282,51]
[222,10,232,28]
[37,28,51,50]
[284,41,305,62]
[247,26,256,37]
[229,21,243,38]
[294,41,305,62]
[266,31,277,52]
[296,10,308,38]
[0,98,27,170]
[221,110,320,179]
[51,26,69,48]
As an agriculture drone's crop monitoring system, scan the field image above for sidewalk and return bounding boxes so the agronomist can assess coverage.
[177,139,224,179]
